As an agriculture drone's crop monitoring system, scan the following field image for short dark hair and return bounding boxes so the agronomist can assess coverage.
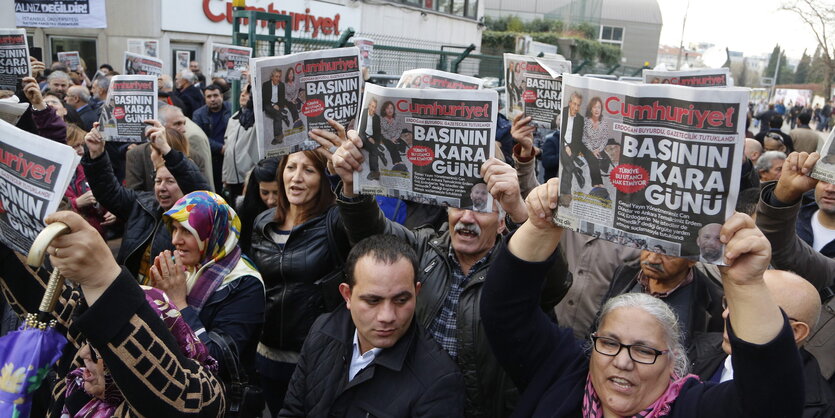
[735,187,760,216]
[99,64,114,72]
[203,84,222,94]
[344,235,419,287]
[798,111,812,125]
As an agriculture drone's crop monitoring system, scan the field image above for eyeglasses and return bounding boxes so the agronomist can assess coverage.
[591,334,669,365]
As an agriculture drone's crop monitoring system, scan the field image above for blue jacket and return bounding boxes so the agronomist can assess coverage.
[193,102,232,154]
[481,234,804,418]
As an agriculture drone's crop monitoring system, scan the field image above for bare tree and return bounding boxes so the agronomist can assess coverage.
[781,0,835,97]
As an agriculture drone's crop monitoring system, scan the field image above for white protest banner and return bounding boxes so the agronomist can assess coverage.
[252,47,362,158]
[554,75,749,264]
[353,83,498,211]
[396,69,483,90]
[0,29,30,92]
[0,118,79,254]
[643,68,733,87]
[210,43,252,82]
[98,75,158,143]
[123,52,163,76]
[15,0,107,28]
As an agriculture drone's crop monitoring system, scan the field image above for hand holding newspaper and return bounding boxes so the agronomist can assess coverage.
[98,75,158,143]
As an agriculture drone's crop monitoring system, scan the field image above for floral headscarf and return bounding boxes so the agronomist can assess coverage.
[163,191,253,311]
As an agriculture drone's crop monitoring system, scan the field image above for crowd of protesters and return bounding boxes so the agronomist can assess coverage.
[0,52,833,418]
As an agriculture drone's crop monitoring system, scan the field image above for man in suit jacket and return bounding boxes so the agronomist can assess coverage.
[261,68,300,144]
[560,92,589,193]
[358,97,384,180]
[66,85,99,130]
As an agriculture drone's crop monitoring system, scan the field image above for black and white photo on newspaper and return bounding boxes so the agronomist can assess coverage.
[396,69,483,90]
[353,83,497,212]
[98,75,158,143]
[0,118,79,255]
[57,51,81,71]
[175,50,190,74]
[503,53,571,128]
[123,51,163,76]
[252,47,362,159]
[554,75,749,264]
[210,43,252,81]
[643,68,733,87]
[0,28,30,92]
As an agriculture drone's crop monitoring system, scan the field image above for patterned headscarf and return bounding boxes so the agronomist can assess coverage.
[163,191,246,311]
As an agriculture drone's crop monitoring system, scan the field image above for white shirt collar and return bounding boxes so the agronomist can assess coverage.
[349,330,382,381]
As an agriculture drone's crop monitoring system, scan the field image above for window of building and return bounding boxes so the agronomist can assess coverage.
[386,0,477,19]
[599,26,624,48]
[49,36,98,79]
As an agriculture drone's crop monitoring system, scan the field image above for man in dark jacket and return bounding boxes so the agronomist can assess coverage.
[192,84,231,189]
[560,91,589,190]
[280,235,464,417]
[65,85,98,130]
[599,249,724,347]
[174,70,204,118]
[691,270,835,416]
[261,68,301,145]
[331,136,568,417]
[82,122,209,283]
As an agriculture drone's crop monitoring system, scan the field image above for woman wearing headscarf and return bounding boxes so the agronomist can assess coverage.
[151,191,265,377]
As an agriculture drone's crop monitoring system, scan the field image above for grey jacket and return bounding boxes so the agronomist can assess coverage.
[756,181,835,379]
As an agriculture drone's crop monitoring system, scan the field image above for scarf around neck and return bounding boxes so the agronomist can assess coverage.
[581,372,699,418]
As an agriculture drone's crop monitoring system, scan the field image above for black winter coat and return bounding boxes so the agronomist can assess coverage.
[279,308,465,417]
[249,206,351,352]
[82,148,210,276]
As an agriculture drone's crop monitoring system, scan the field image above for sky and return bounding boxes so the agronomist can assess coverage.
[657,0,822,61]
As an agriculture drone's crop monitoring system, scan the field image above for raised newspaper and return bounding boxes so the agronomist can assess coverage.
[353,83,498,212]
[124,51,163,76]
[57,50,81,71]
[210,43,252,81]
[812,129,835,183]
[98,75,158,143]
[252,47,362,158]
[643,68,732,87]
[127,39,159,58]
[0,28,30,92]
[0,118,79,255]
[554,75,749,264]
[504,53,572,128]
[175,50,190,74]
[396,69,483,90]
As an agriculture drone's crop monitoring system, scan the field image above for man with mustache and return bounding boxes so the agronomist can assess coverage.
[327,130,569,417]
[598,248,724,347]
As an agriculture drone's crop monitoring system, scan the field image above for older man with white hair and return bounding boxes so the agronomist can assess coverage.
[174,70,203,118]
[44,70,71,99]
[65,85,97,130]
[756,150,787,182]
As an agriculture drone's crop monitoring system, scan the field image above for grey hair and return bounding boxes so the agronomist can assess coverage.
[158,105,184,126]
[178,70,197,83]
[94,75,110,91]
[595,293,690,378]
[158,74,174,90]
[755,151,787,173]
[47,70,71,83]
[68,86,90,102]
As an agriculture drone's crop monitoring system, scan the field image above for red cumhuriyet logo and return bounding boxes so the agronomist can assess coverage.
[202,0,342,38]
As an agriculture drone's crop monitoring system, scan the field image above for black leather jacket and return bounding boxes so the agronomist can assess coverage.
[249,206,351,352]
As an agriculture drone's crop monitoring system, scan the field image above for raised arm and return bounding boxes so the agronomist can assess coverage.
[82,122,140,220]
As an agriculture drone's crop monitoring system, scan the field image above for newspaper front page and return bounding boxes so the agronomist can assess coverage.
[0,118,79,255]
[555,75,749,264]
[643,68,733,87]
[353,83,498,212]
[396,69,483,90]
[175,50,190,75]
[124,51,163,76]
[812,130,835,183]
[252,47,362,159]
[210,43,252,82]
[504,53,571,128]
[57,51,81,71]
[98,75,158,143]
[354,37,373,79]
[127,39,159,58]
[0,28,30,92]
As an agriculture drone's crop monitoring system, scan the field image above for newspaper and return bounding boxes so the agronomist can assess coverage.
[0,28,30,92]
[812,130,835,183]
[0,97,29,125]
[504,53,572,128]
[210,43,252,82]
[252,47,362,158]
[643,68,733,87]
[352,83,498,212]
[127,39,159,58]
[397,69,483,90]
[554,75,749,264]
[98,75,158,143]
[0,118,79,255]
[124,52,163,76]
[175,50,190,75]
[354,37,373,79]
[57,50,81,71]
[14,0,107,28]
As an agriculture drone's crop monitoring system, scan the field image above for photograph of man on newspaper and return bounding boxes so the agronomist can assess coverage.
[261,67,303,145]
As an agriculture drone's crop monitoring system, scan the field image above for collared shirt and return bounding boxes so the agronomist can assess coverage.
[270,83,279,104]
[349,330,382,381]
[720,355,734,383]
[635,269,694,298]
[565,115,575,144]
[427,247,492,360]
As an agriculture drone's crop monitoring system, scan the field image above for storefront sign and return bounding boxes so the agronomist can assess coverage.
[161,0,360,39]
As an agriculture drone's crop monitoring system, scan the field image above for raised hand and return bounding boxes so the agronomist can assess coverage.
[84,122,105,159]
[330,130,366,197]
[774,151,820,203]
[481,158,526,223]
[510,114,535,157]
[150,249,188,309]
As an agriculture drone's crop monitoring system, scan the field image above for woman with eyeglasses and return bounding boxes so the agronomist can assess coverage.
[480,179,804,417]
